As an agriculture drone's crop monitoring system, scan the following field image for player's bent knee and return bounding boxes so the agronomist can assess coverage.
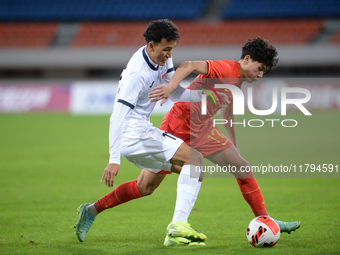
[139,187,155,196]
[189,148,204,167]
[233,157,249,169]
[232,159,252,178]
[136,170,163,196]
[242,159,250,168]
[137,183,158,196]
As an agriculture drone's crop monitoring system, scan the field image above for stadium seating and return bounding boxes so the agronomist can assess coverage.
[0,18,326,48]
[330,28,340,44]
[71,22,148,47]
[0,0,337,48]
[222,0,340,19]
[71,19,324,47]
[0,22,57,48]
[178,19,324,45]
[1,0,338,21]
[0,0,209,21]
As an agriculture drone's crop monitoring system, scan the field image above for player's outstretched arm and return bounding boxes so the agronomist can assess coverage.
[105,102,131,187]
[149,61,208,105]
[101,163,120,188]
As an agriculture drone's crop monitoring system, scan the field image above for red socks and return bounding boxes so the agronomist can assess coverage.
[93,176,267,217]
[236,172,268,216]
[94,179,142,213]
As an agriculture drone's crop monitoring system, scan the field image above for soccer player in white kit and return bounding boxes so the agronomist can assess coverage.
[75,19,213,246]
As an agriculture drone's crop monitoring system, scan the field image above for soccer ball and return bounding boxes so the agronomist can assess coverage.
[246,216,280,248]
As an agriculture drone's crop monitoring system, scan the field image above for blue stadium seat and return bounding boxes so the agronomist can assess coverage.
[222,0,340,19]
[0,0,210,21]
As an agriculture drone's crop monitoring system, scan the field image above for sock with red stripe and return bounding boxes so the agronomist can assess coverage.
[87,179,142,216]
[236,172,268,216]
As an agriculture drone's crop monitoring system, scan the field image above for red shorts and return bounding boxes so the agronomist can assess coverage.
[189,121,233,157]
[161,120,232,157]
[154,115,233,174]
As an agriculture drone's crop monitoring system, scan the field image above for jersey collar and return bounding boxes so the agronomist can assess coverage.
[143,47,159,71]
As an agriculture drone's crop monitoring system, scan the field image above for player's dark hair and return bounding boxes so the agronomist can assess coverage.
[241,38,278,70]
[143,19,180,44]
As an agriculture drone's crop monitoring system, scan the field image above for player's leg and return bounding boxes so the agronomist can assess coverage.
[75,170,167,242]
[167,163,203,216]
[126,129,206,245]
[120,127,206,244]
[137,169,168,196]
[206,146,268,216]
[160,111,203,219]
[160,119,205,245]
[164,142,207,245]
[189,124,268,217]
[206,146,300,233]
[93,169,168,211]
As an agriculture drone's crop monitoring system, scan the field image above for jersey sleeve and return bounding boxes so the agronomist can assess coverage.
[169,85,202,102]
[205,60,234,79]
[116,71,146,108]
[108,102,131,164]
[205,60,212,77]
[163,58,175,84]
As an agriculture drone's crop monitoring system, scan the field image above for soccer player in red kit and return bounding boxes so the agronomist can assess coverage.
[149,37,301,233]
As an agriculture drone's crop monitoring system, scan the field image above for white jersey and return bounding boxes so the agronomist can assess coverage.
[108,46,175,164]
[116,46,174,137]
[109,46,202,164]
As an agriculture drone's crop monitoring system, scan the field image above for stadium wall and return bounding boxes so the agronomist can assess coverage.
[0,79,339,114]
[0,45,339,69]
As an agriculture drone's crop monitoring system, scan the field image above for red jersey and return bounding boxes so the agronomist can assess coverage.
[162,59,242,142]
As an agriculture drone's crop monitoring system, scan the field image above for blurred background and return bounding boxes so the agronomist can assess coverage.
[0,0,339,113]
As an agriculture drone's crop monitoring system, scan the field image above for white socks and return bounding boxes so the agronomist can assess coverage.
[172,165,202,223]
[188,181,202,215]
[87,203,99,217]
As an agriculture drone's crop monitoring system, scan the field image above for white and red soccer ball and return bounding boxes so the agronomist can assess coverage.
[247,216,280,248]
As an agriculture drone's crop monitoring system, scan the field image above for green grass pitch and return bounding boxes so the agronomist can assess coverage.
[0,111,339,254]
